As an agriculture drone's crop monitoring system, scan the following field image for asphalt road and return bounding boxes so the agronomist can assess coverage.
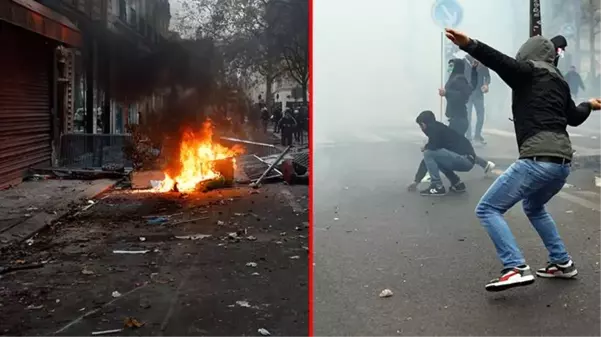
[0,184,308,336]
[313,132,600,336]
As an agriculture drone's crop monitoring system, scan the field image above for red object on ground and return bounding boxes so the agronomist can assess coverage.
[281,159,296,184]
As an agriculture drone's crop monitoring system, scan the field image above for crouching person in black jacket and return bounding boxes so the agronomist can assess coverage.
[445,28,601,292]
[407,110,476,196]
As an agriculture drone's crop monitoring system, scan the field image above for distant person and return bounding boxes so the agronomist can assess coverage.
[464,55,491,143]
[293,109,303,143]
[407,110,477,196]
[445,28,601,292]
[260,107,270,133]
[438,58,496,175]
[278,108,297,147]
[273,107,283,133]
[565,66,585,99]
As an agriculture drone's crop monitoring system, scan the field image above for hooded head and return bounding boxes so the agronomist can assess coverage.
[447,58,465,75]
[416,110,436,132]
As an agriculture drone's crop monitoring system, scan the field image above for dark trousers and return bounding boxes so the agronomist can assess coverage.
[467,96,485,139]
[282,129,293,146]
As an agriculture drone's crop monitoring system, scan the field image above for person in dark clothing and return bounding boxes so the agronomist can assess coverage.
[293,109,303,143]
[407,110,476,196]
[278,108,297,146]
[438,58,496,175]
[273,107,283,133]
[260,107,270,133]
[565,66,585,99]
[439,58,478,134]
[464,55,491,143]
[445,28,601,292]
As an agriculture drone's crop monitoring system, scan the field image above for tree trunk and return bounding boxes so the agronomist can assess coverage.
[264,64,274,111]
[301,81,307,105]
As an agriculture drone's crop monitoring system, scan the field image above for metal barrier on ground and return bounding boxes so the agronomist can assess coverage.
[58,133,133,169]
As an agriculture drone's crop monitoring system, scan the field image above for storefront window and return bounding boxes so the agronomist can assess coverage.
[73,52,86,133]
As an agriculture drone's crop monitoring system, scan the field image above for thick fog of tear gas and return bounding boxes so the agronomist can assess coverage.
[314,0,531,139]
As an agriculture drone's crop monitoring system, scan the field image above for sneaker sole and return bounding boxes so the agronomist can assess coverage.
[485,276,535,292]
[450,188,466,194]
[536,269,578,278]
[420,193,447,197]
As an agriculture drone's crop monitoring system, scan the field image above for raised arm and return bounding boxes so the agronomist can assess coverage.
[445,29,532,89]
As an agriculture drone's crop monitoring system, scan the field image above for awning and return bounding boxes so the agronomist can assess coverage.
[0,0,82,47]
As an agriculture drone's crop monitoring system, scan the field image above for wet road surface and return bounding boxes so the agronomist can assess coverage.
[313,130,600,336]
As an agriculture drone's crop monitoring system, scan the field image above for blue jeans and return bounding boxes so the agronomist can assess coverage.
[466,96,485,139]
[475,159,571,269]
[423,149,475,185]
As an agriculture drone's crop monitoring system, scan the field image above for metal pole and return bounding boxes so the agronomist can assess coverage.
[439,31,444,121]
[530,0,542,37]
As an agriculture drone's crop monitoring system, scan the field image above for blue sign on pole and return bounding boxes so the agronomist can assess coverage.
[431,0,463,29]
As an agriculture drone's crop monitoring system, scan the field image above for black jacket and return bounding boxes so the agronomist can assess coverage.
[464,57,491,99]
[413,115,476,183]
[444,59,478,119]
[461,37,592,150]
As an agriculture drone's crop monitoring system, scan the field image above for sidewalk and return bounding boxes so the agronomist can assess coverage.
[0,178,117,249]
[0,184,308,336]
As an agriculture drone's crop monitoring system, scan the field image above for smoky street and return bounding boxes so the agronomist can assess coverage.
[313,126,600,336]
[0,184,308,336]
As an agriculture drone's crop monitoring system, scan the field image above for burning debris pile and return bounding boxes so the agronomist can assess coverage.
[153,121,244,193]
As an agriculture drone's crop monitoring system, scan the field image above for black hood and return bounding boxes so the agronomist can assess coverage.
[449,58,465,75]
[416,110,436,125]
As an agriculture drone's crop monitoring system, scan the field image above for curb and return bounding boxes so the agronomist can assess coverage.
[0,180,118,250]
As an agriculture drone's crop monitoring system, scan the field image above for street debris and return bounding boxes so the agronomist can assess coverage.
[147,216,169,225]
[174,234,212,240]
[113,250,150,254]
[112,291,122,298]
[26,206,38,211]
[217,220,225,226]
[124,317,145,328]
[0,262,44,275]
[81,268,95,275]
[251,272,260,276]
[289,255,300,259]
[236,300,251,308]
[172,217,209,225]
[258,328,271,336]
[139,237,146,242]
[565,210,574,214]
[91,329,123,336]
[246,262,258,267]
[246,235,257,241]
[26,304,44,310]
[379,289,394,298]
[25,238,35,246]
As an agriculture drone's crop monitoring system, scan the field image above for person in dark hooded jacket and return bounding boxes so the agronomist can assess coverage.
[439,58,478,134]
[445,28,601,292]
[407,110,476,196]
[438,58,496,175]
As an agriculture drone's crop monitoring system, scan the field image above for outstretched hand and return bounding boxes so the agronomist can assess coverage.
[444,28,471,48]
[589,98,601,111]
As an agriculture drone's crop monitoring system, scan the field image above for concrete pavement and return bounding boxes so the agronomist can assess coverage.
[313,130,600,336]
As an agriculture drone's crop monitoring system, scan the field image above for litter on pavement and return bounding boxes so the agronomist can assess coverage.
[174,234,212,240]
[246,262,258,267]
[379,289,394,298]
[258,328,271,336]
[146,216,169,225]
[111,291,122,298]
[91,329,123,335]
[113,250,150,254]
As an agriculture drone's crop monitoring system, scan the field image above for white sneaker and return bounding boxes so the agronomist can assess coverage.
[421,173,431,183]
[484,161,496,175]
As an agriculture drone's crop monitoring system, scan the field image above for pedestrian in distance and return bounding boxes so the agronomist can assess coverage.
[407,110,476,196]
[439,58,496,175]
[278,108,298,147]
[464,54,491,144]
[565,65,586,100]
[445,28,601,292]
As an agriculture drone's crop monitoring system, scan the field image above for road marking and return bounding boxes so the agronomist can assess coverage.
[280,188,304,213]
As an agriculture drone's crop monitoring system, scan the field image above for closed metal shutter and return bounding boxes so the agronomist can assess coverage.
[0,23,53,188]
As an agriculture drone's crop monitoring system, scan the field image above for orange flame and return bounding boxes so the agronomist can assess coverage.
[154,121,244,192]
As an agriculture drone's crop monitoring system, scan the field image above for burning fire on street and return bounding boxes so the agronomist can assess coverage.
[152,121,244,193]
